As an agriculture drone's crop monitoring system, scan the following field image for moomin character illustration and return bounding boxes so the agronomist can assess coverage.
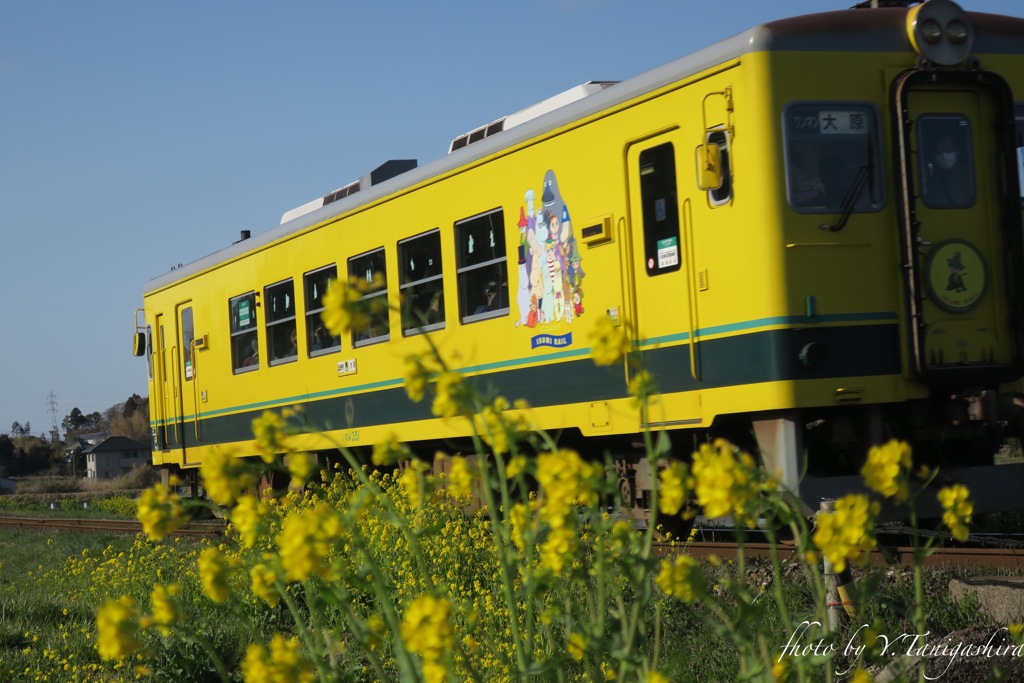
[515,170,586,330]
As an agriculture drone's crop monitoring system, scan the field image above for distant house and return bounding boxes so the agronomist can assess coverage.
[0,477,14,494]
[64,432,110,464]
[83,436,151,480]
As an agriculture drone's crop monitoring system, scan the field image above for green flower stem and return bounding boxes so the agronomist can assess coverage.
[466,426,530,675]
[177,630,232,683]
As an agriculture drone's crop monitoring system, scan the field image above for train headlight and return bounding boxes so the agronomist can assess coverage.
[906,0,974,66]
[946,19,969,45]
[920,18,943,44]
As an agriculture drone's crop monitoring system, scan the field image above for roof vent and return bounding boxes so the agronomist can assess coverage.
[448,81,618,154]
[280,159,417,224]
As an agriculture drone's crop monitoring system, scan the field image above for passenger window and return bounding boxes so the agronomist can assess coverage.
[304,265,340,356]
[917,115,975,209]
[456,208,509,323]
[181,307,194,381]
[784,103,883,214]
[230,292,259,373]
[639,143,681,276]
[265,280,297,365]
[348,248,390,347]
[1015,104,1023,208]
[399,229,444,334]
[708,129,732,206]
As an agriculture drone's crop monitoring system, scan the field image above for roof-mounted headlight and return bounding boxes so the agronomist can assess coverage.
[907,0,974,65]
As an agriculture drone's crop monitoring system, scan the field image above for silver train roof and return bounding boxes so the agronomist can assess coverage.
[144,6,1023,295]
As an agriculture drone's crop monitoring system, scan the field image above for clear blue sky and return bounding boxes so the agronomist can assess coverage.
[0,0,1017,438]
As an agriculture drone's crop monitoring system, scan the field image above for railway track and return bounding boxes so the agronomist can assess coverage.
[660,540,1024,571]
[6,515,1020,569]
[0,515,225,538]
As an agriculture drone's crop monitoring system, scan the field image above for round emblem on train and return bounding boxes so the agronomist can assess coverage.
[924,238,986,313]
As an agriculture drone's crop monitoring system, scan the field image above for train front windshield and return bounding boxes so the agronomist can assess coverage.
[784,103,884,215]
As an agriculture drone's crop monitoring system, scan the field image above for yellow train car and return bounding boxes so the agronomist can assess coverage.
[134,0,1024,515]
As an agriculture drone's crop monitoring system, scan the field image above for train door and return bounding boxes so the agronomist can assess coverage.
[625,133,702,425]
[151,313,169,451]
[176,303,198,461]
[892,71,1024,385]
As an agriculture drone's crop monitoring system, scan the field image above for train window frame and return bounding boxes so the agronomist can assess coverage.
[181,306,194,381]
[782,101,885,215]
[264,279,298,366]
[229,291,259,373]
[398,228,445,336]
[348,247,391,348]
[1015,103,1023,209]
[455,208,510,324]
[707,128,733,206]
[638,142,682,276]
[304,265,341,357]
[916,114,976,210]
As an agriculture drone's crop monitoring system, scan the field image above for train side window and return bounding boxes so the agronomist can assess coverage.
[265,279,298,366]
[1015,104,1024,208]
[348,247,390,347]
[455,208,509,323]
[230,292,259,373]
[146,325,153,380]
[707,129,732,206]
[638,143,682,275]
[304,265,340,356]
[399,229,444,335]
[917,115,975,209]
[783,102,883,214]
[181,307,194,381]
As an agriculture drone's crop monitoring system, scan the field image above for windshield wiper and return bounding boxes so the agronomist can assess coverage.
[819,134,875,233]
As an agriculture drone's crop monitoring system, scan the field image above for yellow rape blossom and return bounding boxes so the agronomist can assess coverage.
[252,410,287,465]
[135,478,186,542]
[473,396,514,454]
[95,597,142,661]
[372,433,412,466]
[567,632,586,661]
[320,277,369,338]
[812,494,879,573]
[937,484,973,542]
[655,554,704,602]
[287,452,317,488]
[628,368,658,407]
[446,455,474,500]
[589,314,631,366]
[399,460,430,510]
[647,673,670,683]
[861,439,912,501]
[658,461,690,516]
[250,563,281,607]
[231,494,268,549]
[277,503,342,582]
[401,595,454,664]
[432,371,471,418]
[690,439,760,523]
[241,634,315,683]
[198,547,231,603]
[149,583,181,637]
[200,449,257,508]
[536,449,602,528]
[403,353,434,403]
[541,526,577,575]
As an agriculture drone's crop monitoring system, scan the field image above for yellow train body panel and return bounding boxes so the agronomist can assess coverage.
[138,2,1024,493]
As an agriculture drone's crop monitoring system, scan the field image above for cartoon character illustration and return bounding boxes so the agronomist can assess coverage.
[516,207,531,326]
[946,250,967,293]
[514,170,586,333]
[572,286,584,317]
[542,238,557,323]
